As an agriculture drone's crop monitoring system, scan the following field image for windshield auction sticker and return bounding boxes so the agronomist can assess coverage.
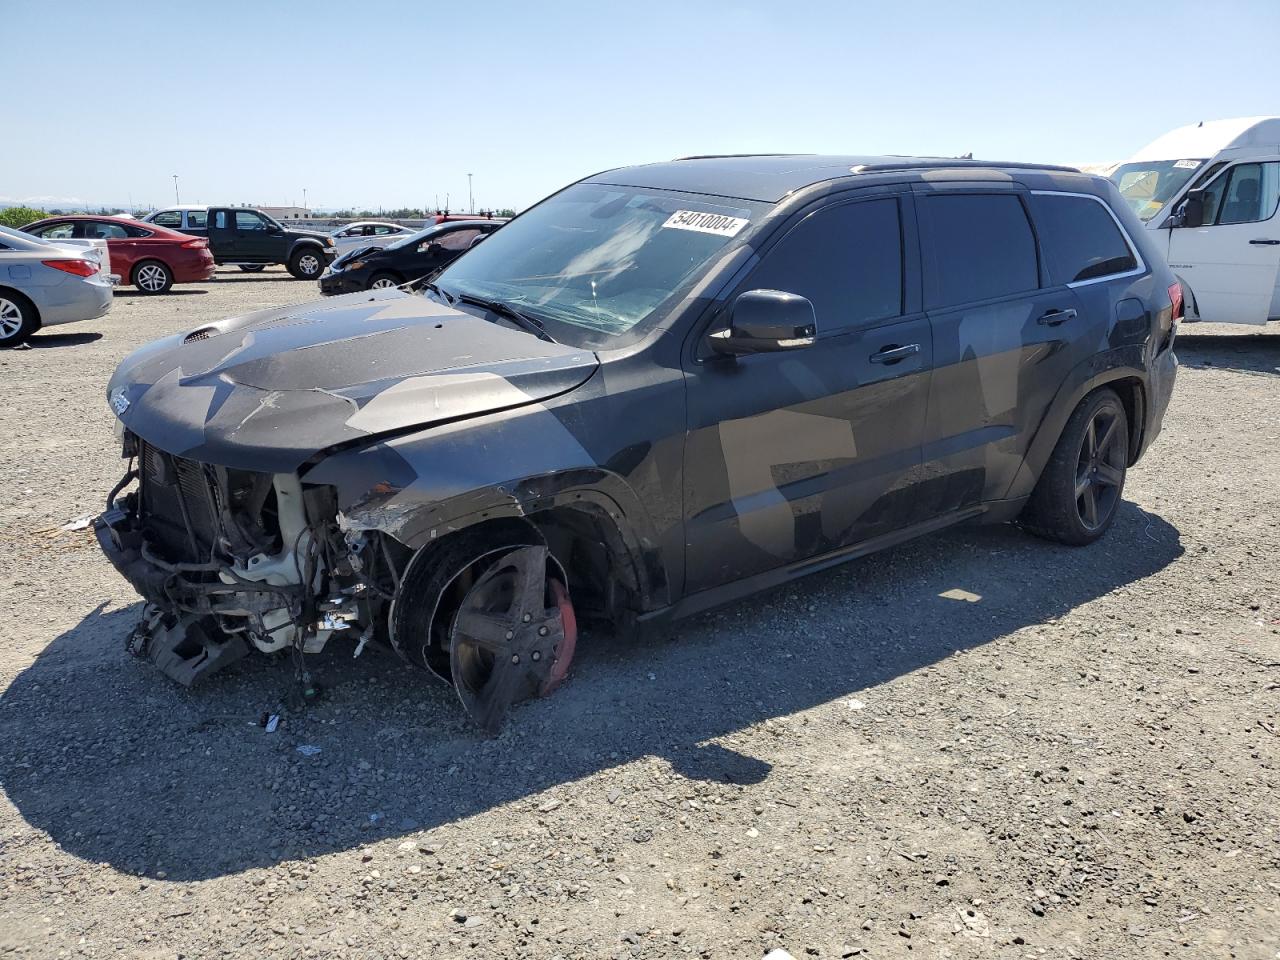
[1173,159,1202,169]
[662,210,749,237]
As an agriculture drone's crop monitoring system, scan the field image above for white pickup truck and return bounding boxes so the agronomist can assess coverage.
[1110,117,1280,325]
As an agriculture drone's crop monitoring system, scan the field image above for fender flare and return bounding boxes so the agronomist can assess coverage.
[318,460,672,613]
[287,238,328,261]
[1002,349,1150,502]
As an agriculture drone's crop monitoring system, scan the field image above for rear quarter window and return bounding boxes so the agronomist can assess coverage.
[152,211,182,228]
[1030,193,1138,284]
[921,194,1038,308]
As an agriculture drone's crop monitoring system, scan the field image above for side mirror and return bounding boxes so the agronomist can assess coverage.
[422,241,443,255]
[1176,189,1205,228]
[708,289,817,356]
[267,223,283,234]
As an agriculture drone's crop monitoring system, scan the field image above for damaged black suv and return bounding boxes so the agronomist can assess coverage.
[97,155,1179,731]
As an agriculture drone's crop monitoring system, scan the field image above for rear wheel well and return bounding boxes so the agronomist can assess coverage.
[1107,377,1146,464]
[0,286,39,326]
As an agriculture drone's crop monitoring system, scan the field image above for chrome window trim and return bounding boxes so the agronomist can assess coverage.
[1031,189,1146,288]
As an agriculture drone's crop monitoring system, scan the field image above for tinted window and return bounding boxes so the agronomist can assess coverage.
[35,222,76,239]
[923,194,1038,308]
[152,210,182,228]
[434,228,482,251]
[747,198,902,332]
[83,221,129,240]
[1214,162,1280,225]
[1030,194,1138,284]
[235,211,268,231]
[187,210,206,229]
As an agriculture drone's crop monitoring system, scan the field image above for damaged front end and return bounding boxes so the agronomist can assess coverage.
[96,436,396,687]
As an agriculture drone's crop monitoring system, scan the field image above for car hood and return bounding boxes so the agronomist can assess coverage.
[107,289,600,472]
[333,243,381,266]
[291,227,334,242]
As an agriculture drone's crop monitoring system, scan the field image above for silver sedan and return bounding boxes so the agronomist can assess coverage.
[330,221,414,257]
[0,225,113,347]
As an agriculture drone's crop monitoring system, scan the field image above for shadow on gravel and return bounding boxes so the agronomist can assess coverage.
[1176,332,1280,376]
[0,503,1182,880]
[113,289,208,298]
[28,332,103,348]
[214,275,301,284]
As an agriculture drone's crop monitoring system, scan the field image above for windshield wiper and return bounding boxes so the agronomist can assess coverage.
[418,280,455,304]
[457,294,557,343]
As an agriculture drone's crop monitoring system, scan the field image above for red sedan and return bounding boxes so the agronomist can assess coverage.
[21,215,216,294]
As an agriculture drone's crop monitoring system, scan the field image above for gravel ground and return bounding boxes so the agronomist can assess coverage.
[1,268,1277,960]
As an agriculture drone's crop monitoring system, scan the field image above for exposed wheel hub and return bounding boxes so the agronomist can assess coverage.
[449,545,576,733]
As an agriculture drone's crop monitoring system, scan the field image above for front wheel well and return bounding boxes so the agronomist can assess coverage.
[386,507,643,673]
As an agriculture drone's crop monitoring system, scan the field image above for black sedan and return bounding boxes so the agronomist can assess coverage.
[318,219,504,295]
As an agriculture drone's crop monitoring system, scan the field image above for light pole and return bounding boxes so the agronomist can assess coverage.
[303,187,308,217]
[172,175,180,205]
[468,173,473,213]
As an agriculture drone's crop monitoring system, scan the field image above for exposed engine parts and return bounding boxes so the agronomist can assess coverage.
[96,441,577,731]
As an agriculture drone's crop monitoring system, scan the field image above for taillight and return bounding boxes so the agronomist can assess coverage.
[42,259,98,277]
[1168,281,1184,321]
[181,238,208,249]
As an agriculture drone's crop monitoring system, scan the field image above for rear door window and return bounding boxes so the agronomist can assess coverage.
[435,228,483,251]
[84,222,130,240]
[186,210,207,229]
[1029,193,1139,284]
[746,197,903,332]
[921,194,1038,308]
[152,210,182,228]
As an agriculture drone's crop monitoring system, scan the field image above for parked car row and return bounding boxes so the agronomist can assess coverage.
[22,214,215,294]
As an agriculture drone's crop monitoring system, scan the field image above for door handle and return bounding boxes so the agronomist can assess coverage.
[1037,308,1078,326]
[869,343,920,364]
[1249,239,1280,245]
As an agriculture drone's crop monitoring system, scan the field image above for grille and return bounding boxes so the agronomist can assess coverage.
[139,442,220,563]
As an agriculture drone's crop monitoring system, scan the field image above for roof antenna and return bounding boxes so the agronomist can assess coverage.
[1198,121,1204,127]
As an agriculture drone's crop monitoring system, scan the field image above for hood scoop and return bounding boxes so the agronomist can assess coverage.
[108,289,600,473]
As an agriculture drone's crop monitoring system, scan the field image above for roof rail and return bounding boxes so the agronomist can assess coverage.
[850,158,1081,174]
[672,153,810,161]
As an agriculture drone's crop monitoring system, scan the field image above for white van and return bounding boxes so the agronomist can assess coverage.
[1110,117,1280,325]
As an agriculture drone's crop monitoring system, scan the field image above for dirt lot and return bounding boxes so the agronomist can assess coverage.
[1,268,1277,960]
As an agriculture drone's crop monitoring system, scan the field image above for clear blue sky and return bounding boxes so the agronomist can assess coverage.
[3,0,1277,212]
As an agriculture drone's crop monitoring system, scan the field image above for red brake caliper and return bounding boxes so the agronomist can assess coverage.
[540,578,577,697]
